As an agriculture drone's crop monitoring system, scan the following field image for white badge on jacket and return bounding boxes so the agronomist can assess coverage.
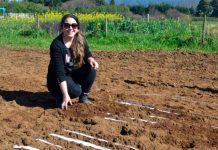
[65,53,71,63]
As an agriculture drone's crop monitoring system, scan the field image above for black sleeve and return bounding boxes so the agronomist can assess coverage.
[50,41,66,83]
[83,38,93,62]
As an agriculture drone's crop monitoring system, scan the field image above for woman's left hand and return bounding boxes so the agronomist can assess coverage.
[88,57,99,69]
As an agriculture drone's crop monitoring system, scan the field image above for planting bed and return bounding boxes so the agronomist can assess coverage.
[0,48,217,149]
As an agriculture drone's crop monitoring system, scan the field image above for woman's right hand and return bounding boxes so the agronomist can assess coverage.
[59,81,72,110]
[61,94,72,110]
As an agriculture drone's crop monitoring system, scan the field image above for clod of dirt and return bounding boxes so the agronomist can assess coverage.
[56,109,65,116]
[21,137,30,146]
[83,118,97,125]
[135,129,144,137]
[137,144,143,149]
[120,126,132,135]
[24,130,32,136]
[69,117,74,122]
[112,137,118,142]
[116,93,125,99]
[17,123,22,129]
[69,117,82,122]
[149,131,157,141]
[182,141,195,149]
[2,118,12,123]
[17,123,27,129]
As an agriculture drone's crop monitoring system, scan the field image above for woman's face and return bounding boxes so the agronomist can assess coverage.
[62,17,79,38]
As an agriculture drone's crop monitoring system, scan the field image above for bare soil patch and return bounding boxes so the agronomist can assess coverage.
[0,48,217,149]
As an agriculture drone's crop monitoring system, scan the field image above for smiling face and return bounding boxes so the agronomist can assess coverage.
[62,17,79,39]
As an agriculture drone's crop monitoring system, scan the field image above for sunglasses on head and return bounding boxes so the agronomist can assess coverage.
[63,23,78,29]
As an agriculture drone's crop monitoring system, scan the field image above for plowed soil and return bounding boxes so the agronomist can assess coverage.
[0,48,217,150]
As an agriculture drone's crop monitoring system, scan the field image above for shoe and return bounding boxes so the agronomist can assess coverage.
[79,93,92,104]
[79,99,92,104]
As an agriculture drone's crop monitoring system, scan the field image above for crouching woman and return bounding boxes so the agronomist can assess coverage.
[47,14,99,110]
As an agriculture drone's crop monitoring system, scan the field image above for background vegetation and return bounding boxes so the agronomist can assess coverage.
[0,0,217,52]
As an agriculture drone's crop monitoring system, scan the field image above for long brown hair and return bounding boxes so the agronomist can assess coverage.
[70,32,85,68]
[60,14,84,68]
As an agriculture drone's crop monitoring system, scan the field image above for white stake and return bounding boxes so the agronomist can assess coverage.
[64,129,138,150]
[104,117,127,123]
[36,139,63,148]
[13,145,39,150]
[50,133,111,150]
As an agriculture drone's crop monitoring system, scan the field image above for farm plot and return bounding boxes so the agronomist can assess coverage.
[0,48,217,149]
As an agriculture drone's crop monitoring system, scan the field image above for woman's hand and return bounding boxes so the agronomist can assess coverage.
[88,57,99,69]
[59,81,72,110]
[61,94,72,110]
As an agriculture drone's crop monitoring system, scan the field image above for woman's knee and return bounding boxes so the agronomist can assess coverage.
[67,81,82,98]
[89,68,97,79]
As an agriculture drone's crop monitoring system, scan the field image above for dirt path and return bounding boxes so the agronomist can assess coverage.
[0,48,217,149]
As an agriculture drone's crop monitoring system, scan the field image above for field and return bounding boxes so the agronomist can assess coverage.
[0,48,217,149]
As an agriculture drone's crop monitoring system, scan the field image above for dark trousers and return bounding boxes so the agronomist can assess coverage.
[55,63,96,99]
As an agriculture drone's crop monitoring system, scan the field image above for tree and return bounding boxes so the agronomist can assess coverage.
[61,0,95,12]
[96,0,105,6]
[175,6,191,14]
[3,2,48,13]
[153,3,172,13]
[210,0,218,17]
[110,0,115,5]
[44,0,62,8]
[196,0,211,16]
[130,5,148,15]
[189,7,195,15]
[28,0,43,4]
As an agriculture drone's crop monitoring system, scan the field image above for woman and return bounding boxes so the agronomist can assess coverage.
[47,14,99,110]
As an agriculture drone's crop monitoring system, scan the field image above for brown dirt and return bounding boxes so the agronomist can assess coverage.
[0,48,217,150]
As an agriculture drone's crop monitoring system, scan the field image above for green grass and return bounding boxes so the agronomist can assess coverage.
[88,30,217,52]
[0,35,52,49]
[0,18,217,53]
[0,20,53,49]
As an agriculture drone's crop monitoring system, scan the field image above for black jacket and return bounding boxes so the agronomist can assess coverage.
[47,34,92,93]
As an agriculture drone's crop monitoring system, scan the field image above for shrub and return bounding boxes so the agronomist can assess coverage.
[1,2,48,13]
